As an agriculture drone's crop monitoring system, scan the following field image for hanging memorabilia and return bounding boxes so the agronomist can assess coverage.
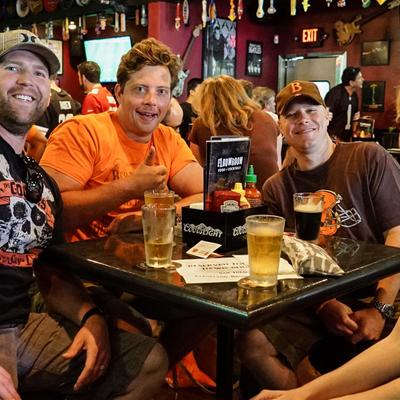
[237,0,243,19]
[141,4,148,27]
[267,0,276,13]
[202,0,208,27]
[182,0,190,25]
[229,0,236,21]
[175,2,181,30]
[256,0,264,18]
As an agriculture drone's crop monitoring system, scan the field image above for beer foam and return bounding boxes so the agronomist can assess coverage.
[249,226,282,237]
[295,203,323,213]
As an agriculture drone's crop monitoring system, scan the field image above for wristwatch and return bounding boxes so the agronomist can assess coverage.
[372,299,396,319]
[80,306,107,327]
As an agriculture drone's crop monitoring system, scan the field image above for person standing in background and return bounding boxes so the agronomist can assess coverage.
[78,61,118,114]
[35,75,81,137]
[179,77,202,143]
[324,67,364,142]
[252,86,282,168]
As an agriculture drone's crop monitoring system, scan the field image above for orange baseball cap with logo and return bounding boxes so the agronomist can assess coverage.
[276,80,326,116]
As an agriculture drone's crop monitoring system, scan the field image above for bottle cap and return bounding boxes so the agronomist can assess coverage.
[246,165,257,183]
[233,182,244,192]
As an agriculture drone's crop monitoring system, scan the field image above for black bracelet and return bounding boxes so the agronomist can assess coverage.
[80,306,106,327]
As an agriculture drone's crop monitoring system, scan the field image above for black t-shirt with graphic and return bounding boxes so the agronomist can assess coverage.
[0,136,62,325]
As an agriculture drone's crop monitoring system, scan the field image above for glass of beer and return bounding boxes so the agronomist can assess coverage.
[293,192,324,241]
[141,203,176,269]
[238,215,285,289]
[144,189,175,206]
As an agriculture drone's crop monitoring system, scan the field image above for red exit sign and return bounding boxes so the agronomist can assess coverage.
[297,28,327,48]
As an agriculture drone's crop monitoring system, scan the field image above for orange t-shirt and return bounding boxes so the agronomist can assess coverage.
[40,111,197,241]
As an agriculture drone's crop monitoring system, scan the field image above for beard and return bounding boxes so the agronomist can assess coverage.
[0,96,47,135]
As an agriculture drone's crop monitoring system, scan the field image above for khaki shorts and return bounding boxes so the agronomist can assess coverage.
[0,312,156,399]
[260,296,398,370]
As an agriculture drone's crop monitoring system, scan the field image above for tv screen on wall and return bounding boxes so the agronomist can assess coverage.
[83,36,132,83]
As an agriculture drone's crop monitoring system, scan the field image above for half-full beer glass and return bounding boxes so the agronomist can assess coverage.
[238,215,285,289]
[293,192,324,241]
[142,203,176,268]
[144,189,175,206]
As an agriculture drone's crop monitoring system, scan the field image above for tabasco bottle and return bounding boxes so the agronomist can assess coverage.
[245,165,262,207]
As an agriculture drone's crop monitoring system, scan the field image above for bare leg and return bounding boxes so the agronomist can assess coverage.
[236,329,298,389]
[113,343,168,400]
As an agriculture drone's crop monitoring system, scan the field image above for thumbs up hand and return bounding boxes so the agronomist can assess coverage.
[129,146,168,196]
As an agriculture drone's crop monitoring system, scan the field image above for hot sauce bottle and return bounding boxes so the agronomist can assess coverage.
[245,165,262,207]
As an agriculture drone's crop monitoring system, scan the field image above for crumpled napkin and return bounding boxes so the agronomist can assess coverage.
[282,235,344,276]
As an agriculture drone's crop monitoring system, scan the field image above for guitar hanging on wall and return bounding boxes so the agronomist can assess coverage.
[172,24,202,97]
[334,0,400,46]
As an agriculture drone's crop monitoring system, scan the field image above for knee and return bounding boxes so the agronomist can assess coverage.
[142,342,169,381]
[236,329,276,359]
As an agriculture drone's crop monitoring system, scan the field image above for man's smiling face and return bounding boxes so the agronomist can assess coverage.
[0,50,50,135]
[279,99,330,154]
[115,65,172,138]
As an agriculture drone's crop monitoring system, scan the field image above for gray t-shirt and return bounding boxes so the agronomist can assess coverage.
[263,142,400,244]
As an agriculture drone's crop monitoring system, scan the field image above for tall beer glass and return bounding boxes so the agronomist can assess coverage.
[293,192,324,241]
[142,204,176,268]
[238,215,285,289]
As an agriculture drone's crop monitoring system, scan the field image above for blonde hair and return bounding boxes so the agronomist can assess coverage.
[252,86,276,109]
[192,75,260,136]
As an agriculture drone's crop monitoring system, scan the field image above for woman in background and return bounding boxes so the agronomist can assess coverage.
[188,75,279,190]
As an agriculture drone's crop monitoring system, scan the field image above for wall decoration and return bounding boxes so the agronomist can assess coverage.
[46,39,63,75]
[202,18,237,78]
[246,41,263,77]
[361,40,390,66]
[361,80,385,112]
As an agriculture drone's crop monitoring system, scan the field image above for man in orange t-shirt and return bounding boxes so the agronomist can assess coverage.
[41,38,203,242]
[77,61,118,114]
[41,38,207,368]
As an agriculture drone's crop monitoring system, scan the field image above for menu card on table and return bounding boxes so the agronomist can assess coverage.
[175,256,301,284]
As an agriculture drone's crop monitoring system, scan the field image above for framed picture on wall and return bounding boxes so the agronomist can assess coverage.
[202,18,237,78]
[362,81,385,112]
[246,41,263,77]
[46,39,63,75]
[361,40,390,66]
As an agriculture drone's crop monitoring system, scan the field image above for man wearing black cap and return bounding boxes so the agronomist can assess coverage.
[324,66,364,142]
[0,29,167,399]
[237,80,400,391]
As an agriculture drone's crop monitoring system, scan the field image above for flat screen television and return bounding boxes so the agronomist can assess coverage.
[83,36,132,83]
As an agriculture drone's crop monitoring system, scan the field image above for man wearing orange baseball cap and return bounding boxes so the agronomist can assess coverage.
[237,80,400,394]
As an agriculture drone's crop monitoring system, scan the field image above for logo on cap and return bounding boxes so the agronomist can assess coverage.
[290,81,304,94]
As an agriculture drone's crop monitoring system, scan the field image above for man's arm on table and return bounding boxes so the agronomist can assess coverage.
[43,147,167,231]
[318,225,400,343]
[169,161,204,212]
[34,261,110,391]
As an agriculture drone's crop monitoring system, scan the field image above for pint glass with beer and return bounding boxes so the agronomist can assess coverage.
[293,192,324,241]
[144,189,175,206]
[238,215,285,289]
[142,203,176,268]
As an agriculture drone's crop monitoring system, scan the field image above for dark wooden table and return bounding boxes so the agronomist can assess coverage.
[42,234,400,399]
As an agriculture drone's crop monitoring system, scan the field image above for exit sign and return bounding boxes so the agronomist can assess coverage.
[297,27,327,48]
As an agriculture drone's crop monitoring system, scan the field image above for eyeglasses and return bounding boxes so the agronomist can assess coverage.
[19,154,44,203]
